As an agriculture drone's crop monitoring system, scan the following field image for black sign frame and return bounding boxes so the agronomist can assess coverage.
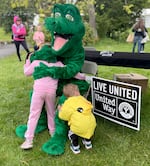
[91,77,141,131]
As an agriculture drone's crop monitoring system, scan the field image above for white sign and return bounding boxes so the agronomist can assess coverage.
[91,77,141,131]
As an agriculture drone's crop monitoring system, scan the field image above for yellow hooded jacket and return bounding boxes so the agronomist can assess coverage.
[59,96,96,139]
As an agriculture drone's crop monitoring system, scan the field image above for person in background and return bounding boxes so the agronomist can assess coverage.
[132,18,146,53]
[58,83,96,154]
[33,24,45,51]
[12,16,30,61]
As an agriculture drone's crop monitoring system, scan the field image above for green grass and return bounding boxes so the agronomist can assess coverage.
[0,28,11,42]
[1,42,150,166]
[95,38,150,53]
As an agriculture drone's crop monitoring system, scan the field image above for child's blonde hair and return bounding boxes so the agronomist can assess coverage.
[36,24,43,30]
[63,83,79,97]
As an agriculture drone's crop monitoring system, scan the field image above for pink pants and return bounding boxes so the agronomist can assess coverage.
[25,89,56,141]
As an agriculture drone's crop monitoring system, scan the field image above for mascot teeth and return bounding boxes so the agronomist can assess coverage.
[54,32,73,40]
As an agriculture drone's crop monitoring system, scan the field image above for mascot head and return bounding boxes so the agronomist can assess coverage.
[44,4,85,54]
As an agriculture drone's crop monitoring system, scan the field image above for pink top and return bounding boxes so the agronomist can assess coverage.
[24,60,85,92]
[12,24,27,41]
[33,31,45,46]
[12,16,27,41]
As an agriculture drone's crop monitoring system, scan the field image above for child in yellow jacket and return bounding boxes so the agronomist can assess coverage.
[58,83,96,154]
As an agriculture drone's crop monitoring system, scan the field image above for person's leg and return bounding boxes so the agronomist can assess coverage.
[141,43,145,52]
[137,36,143,53]
[132,41,136,53]
[14,41,21,61]
[21,40,30,53]
[68,130,79,146]
[20,91,44,149]
[140,43,144,53]
[68,130,80,154]
[82,138,92,149]
[45,89,56,135]
[140,43,143,52]
[24,91,44,141]
[15,90,48,139]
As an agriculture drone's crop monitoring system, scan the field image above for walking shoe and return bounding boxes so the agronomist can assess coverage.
[82,139,92,149]
[70,144,80,154]
[20,140,33,150]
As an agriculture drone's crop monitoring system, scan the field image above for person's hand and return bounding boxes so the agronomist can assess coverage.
[57,105,62,111]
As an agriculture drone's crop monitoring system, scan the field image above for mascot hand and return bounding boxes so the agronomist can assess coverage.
[85,75,92,84]
[39,62,49,69]
[33,62,54,80]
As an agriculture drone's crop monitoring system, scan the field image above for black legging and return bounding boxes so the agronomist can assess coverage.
[70,133,91,146]
[14,40,30,61]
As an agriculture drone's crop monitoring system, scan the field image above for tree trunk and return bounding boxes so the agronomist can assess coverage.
[88,3,98,39]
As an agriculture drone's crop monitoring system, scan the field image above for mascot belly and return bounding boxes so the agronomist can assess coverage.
[16,3,89,155]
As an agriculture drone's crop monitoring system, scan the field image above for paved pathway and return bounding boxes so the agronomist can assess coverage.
[0,44,96,59]
[0,43,16,58]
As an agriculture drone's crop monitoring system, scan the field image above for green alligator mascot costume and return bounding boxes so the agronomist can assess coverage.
[16,3,89,155]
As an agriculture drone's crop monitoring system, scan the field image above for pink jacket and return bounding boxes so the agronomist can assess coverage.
[12,16,27,41]
[24,60,85,92]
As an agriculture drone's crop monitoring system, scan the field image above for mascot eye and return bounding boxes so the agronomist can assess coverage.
[65,14,74,21]
[54,12,61,18]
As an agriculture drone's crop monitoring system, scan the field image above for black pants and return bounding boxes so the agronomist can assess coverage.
[69,132,91,146]
[141,43,145,51]
[14,40,30,61]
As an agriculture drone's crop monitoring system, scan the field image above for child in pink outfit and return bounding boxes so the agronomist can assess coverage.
[20,53,86,149]
[33,24,45,51]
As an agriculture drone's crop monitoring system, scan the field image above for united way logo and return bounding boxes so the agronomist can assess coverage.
[118,102,134,119]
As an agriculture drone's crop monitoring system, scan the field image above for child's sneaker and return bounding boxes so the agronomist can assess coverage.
[82,139,92,149]
[70,144,80,154]
[20,139,33,150]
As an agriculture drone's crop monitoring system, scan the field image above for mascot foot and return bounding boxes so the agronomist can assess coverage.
[15,125,27,138]
[42,142,64,155]
[41,110,68,155]
[15,124,47,139]
[42,135,67,155]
